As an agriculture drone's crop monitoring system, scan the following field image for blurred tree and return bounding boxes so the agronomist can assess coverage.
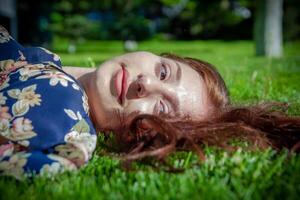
[254,0,283,57]
[47,0,298,42]
[50,0,101,40]
[283,0,300,41]
[50,0,155,41]
[159,0,252,39]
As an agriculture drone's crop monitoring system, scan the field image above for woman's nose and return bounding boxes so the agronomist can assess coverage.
[126,74,171,100]
[126,75,148,99]
[136,74,165,97]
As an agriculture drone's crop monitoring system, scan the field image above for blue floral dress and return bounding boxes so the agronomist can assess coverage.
[0,26,97,179]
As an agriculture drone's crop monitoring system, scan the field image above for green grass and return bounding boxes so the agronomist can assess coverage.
[1,39,300,199]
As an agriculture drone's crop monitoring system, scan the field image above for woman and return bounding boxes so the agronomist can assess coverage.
[0,26,299,178]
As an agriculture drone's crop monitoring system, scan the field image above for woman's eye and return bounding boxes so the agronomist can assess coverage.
[159,101,165,114]
[159,64,167,80]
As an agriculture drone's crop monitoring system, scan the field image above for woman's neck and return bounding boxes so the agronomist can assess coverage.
[63,66,96,79]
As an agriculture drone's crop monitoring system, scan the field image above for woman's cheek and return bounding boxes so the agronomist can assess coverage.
[125,99,154,116]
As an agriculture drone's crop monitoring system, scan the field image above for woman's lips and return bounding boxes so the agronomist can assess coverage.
[114,64,128,105]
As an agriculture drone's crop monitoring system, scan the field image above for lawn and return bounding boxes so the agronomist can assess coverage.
[1,39,300,200]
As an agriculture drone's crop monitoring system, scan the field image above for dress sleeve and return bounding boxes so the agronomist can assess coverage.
[0,143,77,179]
[0,63,97,179]
[0,30,97,179]
[0,26,25,66]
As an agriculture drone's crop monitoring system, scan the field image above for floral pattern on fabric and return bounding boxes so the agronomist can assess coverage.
[0,26,96,179]
[36,69,75,87]
[0,151,31,179]
[0,84,40,146]
[39,154,77,178]
[0,26,11,43]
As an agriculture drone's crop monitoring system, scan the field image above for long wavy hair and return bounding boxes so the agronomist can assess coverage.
[110,54,300,165]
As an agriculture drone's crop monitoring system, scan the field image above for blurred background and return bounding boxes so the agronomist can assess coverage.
[1,0,300,41]
[0,0,299,65]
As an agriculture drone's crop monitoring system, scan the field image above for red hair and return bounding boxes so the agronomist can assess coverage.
[109,54,300,166]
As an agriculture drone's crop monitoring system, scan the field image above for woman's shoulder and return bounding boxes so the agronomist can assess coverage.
[0,62,96,150]
[0,61,84,96]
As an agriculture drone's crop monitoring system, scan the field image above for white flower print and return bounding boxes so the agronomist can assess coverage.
[64,109,83,121]
[64,109,77,120]
[38,47,61,62]
[62,108,96,164]
[0,143,14,158]
[72,83,80,90]
[0,93,7,105]
[42,62,60,70]
[0,75,10,90]
[55,143,87,166]
[64,131,97,159]
[8,84,41,116]
[18,86,41,107]
[2,117,37,141]
[0,106,12,138]
[82,93,89,114]
[18,64,44,81]
[39,154,77,177]
[0,151,30,179]
[17,140,30,147]
[40,162,61,178]
[0,118,10,137]
[0,87,38,143]
[0,59,28,73]
[36,70,74,87]
[8,84,41,107]
[0,26,11,43]
[17,50,26,61]
[0,106,12,120]
[11,100,30,116]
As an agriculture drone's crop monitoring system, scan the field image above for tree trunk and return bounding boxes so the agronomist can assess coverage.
[254,0,283,57]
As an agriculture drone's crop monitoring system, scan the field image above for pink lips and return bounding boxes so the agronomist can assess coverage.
[114,64,128,104]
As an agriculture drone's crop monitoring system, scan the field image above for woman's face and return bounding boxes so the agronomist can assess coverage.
[89,51,210,130]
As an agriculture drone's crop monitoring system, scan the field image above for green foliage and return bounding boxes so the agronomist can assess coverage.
[50,1,103,41]
[1,40,299,199]
[47,0,300,41]
[1,149,300,199]
[162,0,245,39]
[50,0,153,40]
[51,14,99,40]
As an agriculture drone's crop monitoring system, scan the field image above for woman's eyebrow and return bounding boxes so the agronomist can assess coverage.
[165,60,181,113]
[175,61,182,81]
